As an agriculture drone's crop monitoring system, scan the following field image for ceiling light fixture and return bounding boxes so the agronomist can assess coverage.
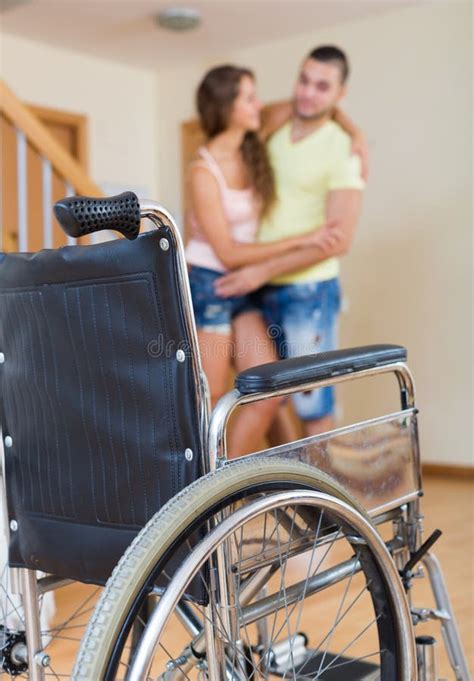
[0,0,32,13]
[155,7,201,32]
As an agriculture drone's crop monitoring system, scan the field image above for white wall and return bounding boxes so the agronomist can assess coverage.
[0,32,159,198]
[155,2,472,465]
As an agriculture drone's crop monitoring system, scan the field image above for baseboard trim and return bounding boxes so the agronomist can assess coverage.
[422,463,474,478]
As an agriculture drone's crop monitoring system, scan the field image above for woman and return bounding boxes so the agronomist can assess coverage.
[185,65,362,455]
[186,65,307,456]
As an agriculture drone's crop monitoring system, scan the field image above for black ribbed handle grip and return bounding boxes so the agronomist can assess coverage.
[53,192,141,241]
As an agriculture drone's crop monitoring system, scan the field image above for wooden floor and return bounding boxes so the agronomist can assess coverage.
[43,474,474,678]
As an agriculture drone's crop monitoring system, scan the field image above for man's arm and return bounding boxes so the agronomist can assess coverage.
[189,165,322,269]
[333,108,369,181]
[265,189,362,278]
[214,189,362,297]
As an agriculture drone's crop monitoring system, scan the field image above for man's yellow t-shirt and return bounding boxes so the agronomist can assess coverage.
[258,120,365,285]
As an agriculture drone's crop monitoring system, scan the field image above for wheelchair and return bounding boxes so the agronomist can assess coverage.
[0,193,470,680]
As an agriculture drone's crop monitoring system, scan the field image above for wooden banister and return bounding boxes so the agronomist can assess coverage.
[0,79,102,197]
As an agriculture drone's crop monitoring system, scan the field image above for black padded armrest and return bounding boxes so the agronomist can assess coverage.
[235,344,407,395]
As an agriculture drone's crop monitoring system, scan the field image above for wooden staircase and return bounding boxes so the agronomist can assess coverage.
[1,80,103,252]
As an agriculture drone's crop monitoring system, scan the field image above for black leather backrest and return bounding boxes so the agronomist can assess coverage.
[0,230,204,584]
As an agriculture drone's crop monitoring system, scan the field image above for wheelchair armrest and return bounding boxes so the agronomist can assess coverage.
[235,344,407,395]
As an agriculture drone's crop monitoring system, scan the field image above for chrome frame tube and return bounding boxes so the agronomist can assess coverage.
[203,602,224,681]
[0,425,10,550]
[238,535,406,626]
[174,601,202,637]
[37,575,73,595]
[139,201,211,465]
[0,425,23,606]
[422,553,471,681]
[216,539,239,642]
[370,492,421,519]
[241,554,361,627]
[127,490,417,681]
[208,361,416,472]
[65,182,76,245]
[416,636,437,681]
[19,568,45,681]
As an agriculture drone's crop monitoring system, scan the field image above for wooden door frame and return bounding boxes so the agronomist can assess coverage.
[181,119,204,244]
[27,103,89,171]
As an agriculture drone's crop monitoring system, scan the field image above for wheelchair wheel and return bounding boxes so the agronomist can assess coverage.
[73,457,415,680]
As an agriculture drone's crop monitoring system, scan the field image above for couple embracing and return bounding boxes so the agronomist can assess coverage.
[185,45,366,456]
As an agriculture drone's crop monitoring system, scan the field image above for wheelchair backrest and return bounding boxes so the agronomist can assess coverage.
[0,229,205,584]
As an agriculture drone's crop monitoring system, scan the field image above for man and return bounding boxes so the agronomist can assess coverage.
[215,45,365,437]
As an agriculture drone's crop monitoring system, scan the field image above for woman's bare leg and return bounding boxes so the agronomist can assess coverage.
[267,402,303,447]
[227,311,297,457]
[197,329,233,408]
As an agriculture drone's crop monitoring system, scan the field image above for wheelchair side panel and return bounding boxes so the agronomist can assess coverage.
[237,410,422,517]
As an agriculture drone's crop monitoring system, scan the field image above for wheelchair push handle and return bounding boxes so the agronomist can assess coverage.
[54,191,141,241]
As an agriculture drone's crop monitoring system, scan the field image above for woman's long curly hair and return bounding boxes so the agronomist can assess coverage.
[196,65,275,217]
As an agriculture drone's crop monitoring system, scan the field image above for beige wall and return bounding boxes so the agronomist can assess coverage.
[154,63,208,224]
[235,2,473,466]
[0,32,159,197]
[157,2,472,465]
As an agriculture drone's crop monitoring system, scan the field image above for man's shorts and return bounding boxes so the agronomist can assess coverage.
[259,278,341,421]
[189,265,258,335]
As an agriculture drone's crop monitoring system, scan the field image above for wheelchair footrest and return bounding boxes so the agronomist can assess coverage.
[269,649,379,680]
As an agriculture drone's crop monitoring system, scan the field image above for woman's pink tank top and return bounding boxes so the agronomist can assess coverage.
[185,146,260,273]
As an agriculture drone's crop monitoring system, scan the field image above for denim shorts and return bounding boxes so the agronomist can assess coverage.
[259,278,342,421]
[188,265,258,335]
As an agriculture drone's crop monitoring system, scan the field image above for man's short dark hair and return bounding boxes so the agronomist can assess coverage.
[308,45,349,83]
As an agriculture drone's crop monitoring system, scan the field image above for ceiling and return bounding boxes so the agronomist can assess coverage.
[1,0,421,70]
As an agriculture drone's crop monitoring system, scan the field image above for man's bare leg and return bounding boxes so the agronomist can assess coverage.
[303,415,335,437]
[227,311,289,457]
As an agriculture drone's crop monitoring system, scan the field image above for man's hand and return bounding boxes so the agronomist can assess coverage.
[351,129,369,181]
[215,220,346,298]
[215,262,270,298]
[305,219,344,253]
